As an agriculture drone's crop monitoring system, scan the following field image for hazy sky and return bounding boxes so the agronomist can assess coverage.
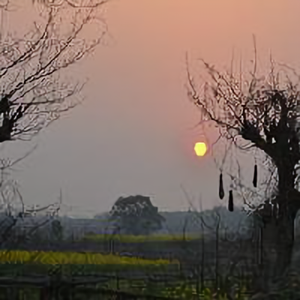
[2,0,300,217]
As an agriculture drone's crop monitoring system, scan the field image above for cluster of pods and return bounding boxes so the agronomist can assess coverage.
[219,163,257,212]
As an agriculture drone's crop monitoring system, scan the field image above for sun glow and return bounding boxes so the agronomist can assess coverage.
[194,142,207,157]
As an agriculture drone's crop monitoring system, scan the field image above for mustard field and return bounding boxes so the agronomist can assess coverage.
[82,233,200,243]
[0,250,174,266]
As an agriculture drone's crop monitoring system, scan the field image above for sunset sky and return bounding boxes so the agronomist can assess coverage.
[3,0,300,217]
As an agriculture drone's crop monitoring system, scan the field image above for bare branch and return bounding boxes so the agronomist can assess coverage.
[186,45,300,212]
[0,2,107,142]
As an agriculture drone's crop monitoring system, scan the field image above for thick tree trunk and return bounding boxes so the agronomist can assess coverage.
[256,215,294,291]
[253,191,299,295]
[278,167,294,196]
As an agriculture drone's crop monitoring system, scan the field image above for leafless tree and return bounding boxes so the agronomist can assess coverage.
[179,187,253,298]
[0,0,109,248]
[0,0,108,142]
[33,0,109,9]
[0,166,64,249]
[185,39,300,293]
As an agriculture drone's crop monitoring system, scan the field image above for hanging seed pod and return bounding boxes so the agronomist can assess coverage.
[219,173,224,200]
[253,164,258,188]
[228,190,234,212]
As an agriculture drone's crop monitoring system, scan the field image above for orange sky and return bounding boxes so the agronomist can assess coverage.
[3,0,300,216]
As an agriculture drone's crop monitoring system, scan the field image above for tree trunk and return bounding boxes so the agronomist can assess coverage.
[261,217,293,289]
[251,158,300,292]
[253,195,297,294]
[277,161,295,196]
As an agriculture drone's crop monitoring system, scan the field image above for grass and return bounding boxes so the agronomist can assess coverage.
[0,249,180,277]
[1,250,299,299]
[0,250,175,265]
[82,233,201,243]
[96,277,253,300]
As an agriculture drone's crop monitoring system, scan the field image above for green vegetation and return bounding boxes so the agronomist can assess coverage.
[0,250,179,279]
[82,233,201,243]
[0,250,174,266]
[109,195,166,235]
[93,278,252,300]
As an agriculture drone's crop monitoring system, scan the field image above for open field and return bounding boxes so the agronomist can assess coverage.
[82,233,201,243]
[1,236,300,299]
[0,242,299,299]
[0,250,174,266]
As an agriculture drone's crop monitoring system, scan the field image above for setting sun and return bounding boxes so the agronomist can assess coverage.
[194,142,207,157]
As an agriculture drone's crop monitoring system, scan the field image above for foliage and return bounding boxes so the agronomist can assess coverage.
[99,278,252,300]
[0,250,174,266]
[109,195,165,235]
[82,233,200,243]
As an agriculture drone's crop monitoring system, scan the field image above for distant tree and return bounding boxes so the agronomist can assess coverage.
[109,195,165,235]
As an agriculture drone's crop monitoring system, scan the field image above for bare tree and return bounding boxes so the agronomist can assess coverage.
[0,166,63,248]
[0,0,108,142]
[33,0,109,9]
[185,41,300,293]
[0,0,109,247]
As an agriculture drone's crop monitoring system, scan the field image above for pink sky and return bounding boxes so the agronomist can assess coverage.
[3,0,300,216]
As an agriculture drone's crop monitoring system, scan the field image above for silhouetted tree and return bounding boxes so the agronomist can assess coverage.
[32,0,108,8]
[0,0,108,247]
[0,0,107,142]
[109,195,165,235]
[186,44,300,292]
[0,171,63,248]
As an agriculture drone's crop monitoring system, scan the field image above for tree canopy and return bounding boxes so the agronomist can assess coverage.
[109,195,165,235]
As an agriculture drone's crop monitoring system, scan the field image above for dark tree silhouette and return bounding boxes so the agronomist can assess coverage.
[0,169,63,248]
[186,45,300,292]
[33,0,109,8]
[109,195,165,235]
[0,0,107,142]
[0,0,108,247]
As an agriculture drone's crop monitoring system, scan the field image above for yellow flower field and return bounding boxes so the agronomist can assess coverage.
[0,250,175,266]
[83,233,200,243]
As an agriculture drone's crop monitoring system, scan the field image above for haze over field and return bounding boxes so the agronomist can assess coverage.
[3,0,300,217]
